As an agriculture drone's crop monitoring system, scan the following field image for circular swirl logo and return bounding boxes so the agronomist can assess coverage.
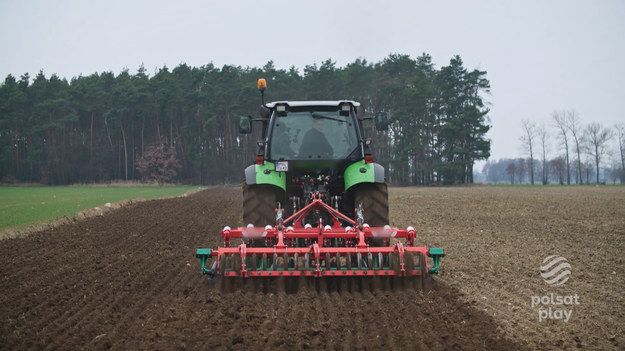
[540,255,571,286]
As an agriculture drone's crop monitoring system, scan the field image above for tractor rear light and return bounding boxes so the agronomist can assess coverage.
[365,155,373,163]
[255,156,264,165]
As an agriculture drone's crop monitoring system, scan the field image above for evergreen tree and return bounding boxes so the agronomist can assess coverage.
[0,54,492,185]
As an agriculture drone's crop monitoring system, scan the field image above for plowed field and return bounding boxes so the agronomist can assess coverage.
[1,186,624,350]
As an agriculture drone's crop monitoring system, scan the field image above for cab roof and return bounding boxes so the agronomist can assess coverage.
[265,100,361,108]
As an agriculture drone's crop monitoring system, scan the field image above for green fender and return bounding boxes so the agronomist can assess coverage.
[244,162,287,191]
[344,161,385,191]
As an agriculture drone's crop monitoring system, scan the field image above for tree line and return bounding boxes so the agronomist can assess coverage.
[482,112,624,184]
[0,54,491,185]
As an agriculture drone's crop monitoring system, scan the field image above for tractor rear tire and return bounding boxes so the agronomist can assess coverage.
[355,183,389,247]
[242,184,279,228]
[354,183,389,227]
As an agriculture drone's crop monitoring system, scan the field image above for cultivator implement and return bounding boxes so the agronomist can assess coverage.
[196,194,444,288]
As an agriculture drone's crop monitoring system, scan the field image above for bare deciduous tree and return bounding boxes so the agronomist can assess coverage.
[552,110,571,184]
[506,161,516,184]
[550,156,566,185]
[614,123,625,184]
[537,123,549,184]
[520,119,537,184]
[584,122,613,184]
[566,110,584,184]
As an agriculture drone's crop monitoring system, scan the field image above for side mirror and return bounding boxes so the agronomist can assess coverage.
[375,112,389,131]
[239,116,252,134]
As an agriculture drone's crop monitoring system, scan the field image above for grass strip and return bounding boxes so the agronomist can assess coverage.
[0,186,202,230]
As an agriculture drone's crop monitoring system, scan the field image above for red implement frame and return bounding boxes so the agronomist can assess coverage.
[207,194,430,278]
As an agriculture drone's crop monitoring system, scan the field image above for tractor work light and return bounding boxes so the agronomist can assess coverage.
[339,102,351,116]
[276,104,288,116]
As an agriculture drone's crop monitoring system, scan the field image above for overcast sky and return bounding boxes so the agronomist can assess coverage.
[1,0,624,166]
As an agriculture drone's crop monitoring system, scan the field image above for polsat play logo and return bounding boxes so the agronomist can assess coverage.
[540,255,571,286]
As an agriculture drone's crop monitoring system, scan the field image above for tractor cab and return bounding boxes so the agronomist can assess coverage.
[266,101,362,165]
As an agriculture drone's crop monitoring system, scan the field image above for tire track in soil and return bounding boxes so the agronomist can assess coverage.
[40,243,159,341]
[380,289,406,350]
[0,227,141,349]
[1,204,168,338]
[344,289,366,349]
[1,187,526,350]
[103,188,241,350]
[358,288,386,349]
[41,201,191,349]
[103,261,189,350]
[310,286,328,349]
[327,288,350,350]
[46,257,185,350]
[40,201,184,349]
[97,191,236,350]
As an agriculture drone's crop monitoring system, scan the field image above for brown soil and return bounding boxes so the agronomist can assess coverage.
[390,186,625,350]
[1,186,623,350]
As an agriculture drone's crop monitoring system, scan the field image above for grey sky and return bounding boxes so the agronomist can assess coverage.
[1,0,624,164]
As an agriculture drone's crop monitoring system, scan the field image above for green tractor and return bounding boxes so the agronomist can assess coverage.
[239,79,390,245]
[194,79,444,284]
